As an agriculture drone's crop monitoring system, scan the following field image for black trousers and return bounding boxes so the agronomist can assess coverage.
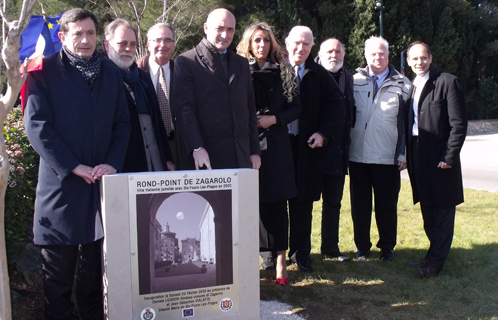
[259,200,289,252]
[411,138,456,270]
[349,161,400,251]
[288,197,314,261]
[321,174,346,254]
[421,206,456,269]
[41,240,104,320]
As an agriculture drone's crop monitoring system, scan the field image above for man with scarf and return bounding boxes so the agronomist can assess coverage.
[104,19,174,173]
[316,38,354,262]
[24,9,130,320]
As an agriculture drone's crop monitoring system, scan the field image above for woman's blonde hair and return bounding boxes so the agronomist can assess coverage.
[236,22,297,102]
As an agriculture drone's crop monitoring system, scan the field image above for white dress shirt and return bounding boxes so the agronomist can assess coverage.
[149,58,171,96]
[412,72,430,136]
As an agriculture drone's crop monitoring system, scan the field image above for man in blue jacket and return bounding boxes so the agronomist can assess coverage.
[24,9,130,319]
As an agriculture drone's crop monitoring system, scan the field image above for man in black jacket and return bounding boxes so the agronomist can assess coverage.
[285,26,343,272]
[104,18,174,172]
[316,38,353,262]
[173,8,260,170]
[137,23,186,169]
[405,41,467,278]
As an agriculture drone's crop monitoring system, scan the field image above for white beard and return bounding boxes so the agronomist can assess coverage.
[108,45,135,70]
[323,59,343,73]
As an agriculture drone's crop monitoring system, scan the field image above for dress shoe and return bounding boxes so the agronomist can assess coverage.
[295,259,313,272]
[380,249,394,261]
[275,278,289,286]
[354,250,370,260]
[324,251,351,262]
[406,260,429,268]
[261,257,275,271]
[418,265,440,278]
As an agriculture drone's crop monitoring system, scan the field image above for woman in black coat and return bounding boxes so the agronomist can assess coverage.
[237,22,301,286]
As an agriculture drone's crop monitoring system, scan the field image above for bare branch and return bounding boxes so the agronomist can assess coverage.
[0,5,11,25]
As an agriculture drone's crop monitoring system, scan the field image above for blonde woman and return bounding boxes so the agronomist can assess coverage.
[237,22,300,286]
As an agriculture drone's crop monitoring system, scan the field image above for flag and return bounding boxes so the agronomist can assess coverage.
[19,13,63,63]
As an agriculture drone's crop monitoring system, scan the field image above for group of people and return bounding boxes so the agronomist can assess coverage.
[22,6,467,320]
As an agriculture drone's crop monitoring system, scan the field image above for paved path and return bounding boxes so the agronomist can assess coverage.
[401,131,498,192]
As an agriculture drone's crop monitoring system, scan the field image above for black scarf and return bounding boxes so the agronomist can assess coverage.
[120,62,151,115]
[63,45,101,86]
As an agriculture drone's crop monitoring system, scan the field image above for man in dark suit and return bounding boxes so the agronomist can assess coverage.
[316,38,353,262]
[173,8,260,170]
[405,41,468,278]
[285,26,343,272]
[137,23,185,169]
[104,18,174,172]
[24,9,130,319]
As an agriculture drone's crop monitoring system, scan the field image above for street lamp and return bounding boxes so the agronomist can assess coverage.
[375,0,385,38]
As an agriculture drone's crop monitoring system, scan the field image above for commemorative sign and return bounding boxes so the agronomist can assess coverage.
[101,169,259,319]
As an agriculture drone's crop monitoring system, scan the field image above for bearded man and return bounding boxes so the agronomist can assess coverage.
[104,18,174,172]
[316,38,354,262]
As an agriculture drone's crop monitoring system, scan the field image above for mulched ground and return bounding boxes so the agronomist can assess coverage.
[9,264,44,320]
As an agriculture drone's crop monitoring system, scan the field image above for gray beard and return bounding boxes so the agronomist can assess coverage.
[324,60,343,73]
[108,45,135,70]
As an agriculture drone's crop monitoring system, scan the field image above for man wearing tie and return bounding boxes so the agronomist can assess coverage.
[137,23,185,169]
[349,36,411,262]
[285,26,342,272]
[405,41,467,278]
[172,8,260,170]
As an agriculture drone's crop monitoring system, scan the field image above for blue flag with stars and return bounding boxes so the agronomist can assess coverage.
[19,13,63,63]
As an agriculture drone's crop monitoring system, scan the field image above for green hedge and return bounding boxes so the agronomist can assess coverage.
[4,107,38,260]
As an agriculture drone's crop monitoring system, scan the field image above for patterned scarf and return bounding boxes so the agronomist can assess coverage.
[63,45,101,86]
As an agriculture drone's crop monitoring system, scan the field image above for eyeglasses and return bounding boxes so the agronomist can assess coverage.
[151,38,175,44]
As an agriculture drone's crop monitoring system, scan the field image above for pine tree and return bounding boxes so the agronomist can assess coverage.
[347,0,376,70]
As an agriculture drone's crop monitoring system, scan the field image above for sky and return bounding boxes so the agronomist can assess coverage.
[155,192,210,249]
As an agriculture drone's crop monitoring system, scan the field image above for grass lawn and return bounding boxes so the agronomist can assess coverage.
[260,177,498,319]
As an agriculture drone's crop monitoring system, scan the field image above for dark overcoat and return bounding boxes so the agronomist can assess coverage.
[24,52,130,245]
[324,66,354,176]
[121,66,173,172]
[172,39,260,169]
[405,64,468,207]
[250,60,301,203]
[295,56,344,202]
[137,55,186,169]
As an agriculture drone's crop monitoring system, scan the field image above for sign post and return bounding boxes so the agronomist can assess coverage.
[101,169,259,319]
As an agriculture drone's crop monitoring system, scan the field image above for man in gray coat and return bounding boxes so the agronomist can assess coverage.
[173,8,260,170]
[24,9,130,319]
[349,36,411,262]
[405,41,467,278]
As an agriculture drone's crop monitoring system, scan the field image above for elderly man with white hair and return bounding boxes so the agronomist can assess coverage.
[316,38,354,262]
[349,36,411,262]
[285,26,343,272]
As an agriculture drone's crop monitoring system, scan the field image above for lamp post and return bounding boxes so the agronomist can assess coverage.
[375,0,385,38]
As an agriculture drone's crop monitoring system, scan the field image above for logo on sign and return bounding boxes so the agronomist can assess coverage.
[182,307,194,318]
[141,308,156,320]
[219,297,233,312]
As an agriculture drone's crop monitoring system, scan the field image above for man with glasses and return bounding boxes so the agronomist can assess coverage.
[138,23,185,169]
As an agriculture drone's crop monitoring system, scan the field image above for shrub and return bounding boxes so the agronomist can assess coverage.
[4,107,39,260]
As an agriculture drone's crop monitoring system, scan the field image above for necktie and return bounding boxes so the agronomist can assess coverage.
[156,67,172,135]
[372,75,378,93]
[220,53,229,76]
[295,65,301,86]
[288,65,301,135]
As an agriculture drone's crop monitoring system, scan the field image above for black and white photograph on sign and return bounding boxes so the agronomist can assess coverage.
[136,190,233,295]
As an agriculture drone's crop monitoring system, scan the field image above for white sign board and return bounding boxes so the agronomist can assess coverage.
[101,169,259,319]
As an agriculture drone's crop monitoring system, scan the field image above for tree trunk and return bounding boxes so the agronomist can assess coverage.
[0,1,37,319]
